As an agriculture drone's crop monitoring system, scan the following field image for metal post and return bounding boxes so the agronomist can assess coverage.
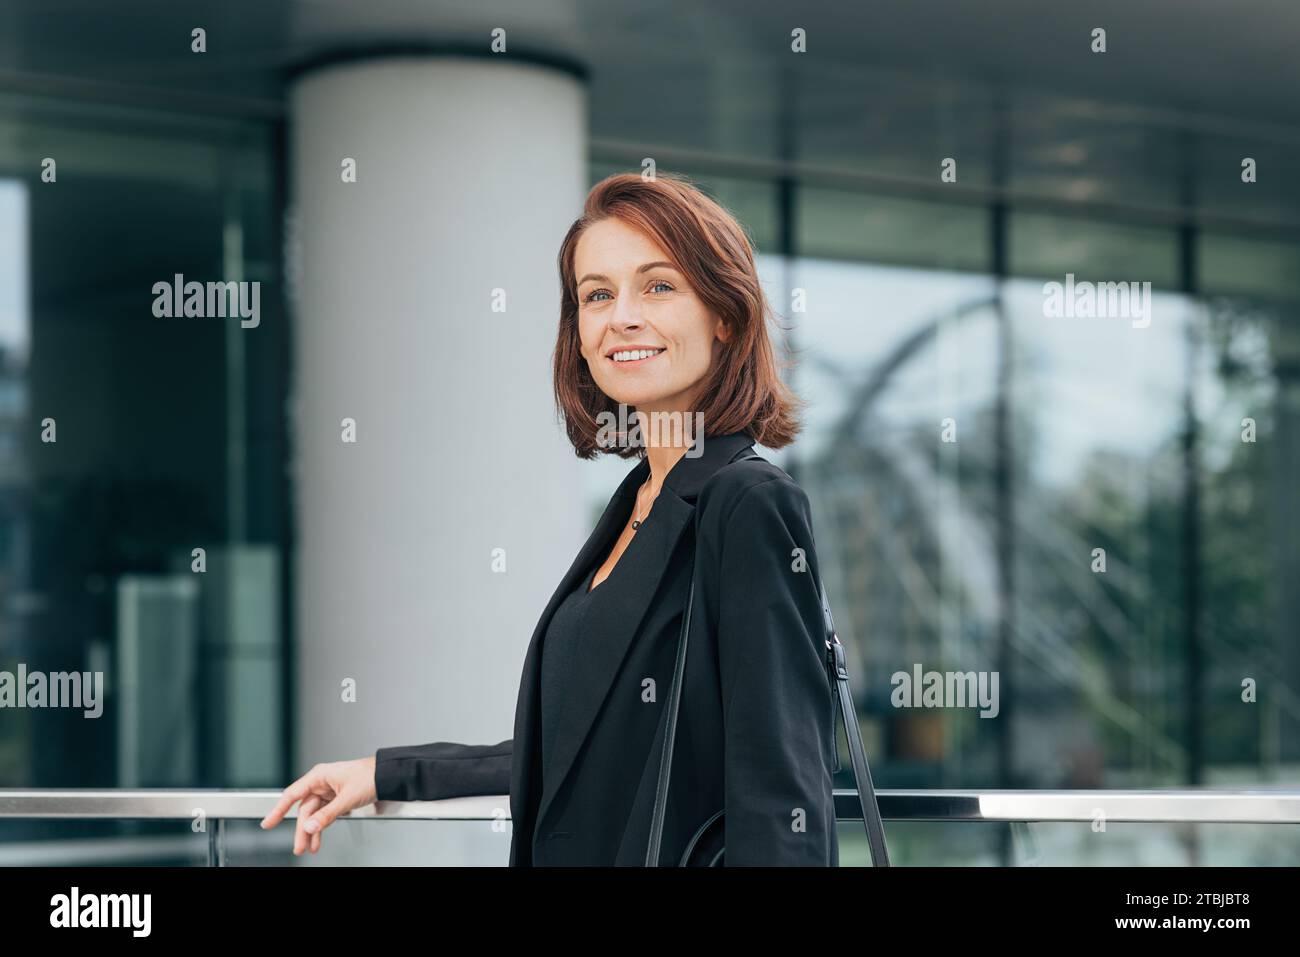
[207,818,227,867]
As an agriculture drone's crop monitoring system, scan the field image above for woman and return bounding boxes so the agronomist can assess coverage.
[261,172,839,866]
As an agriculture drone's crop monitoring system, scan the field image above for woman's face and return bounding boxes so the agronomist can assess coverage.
[574,217,729,419]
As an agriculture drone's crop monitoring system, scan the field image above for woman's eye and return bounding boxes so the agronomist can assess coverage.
[648,280,674,294]
[583,289,612,303]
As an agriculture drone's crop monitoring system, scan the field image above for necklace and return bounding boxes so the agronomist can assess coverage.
[631,478,654,531]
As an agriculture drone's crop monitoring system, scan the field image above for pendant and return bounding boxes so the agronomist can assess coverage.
[632,520,641,530]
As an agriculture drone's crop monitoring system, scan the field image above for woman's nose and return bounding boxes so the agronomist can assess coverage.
[611,300,644,331]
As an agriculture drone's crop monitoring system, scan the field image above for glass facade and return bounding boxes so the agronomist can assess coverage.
[589,130,1300,862]
[1,58,1296,864]
[0,93,287,853]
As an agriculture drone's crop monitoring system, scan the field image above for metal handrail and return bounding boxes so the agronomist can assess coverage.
[4,787,1296,866]
[3,787,1299,823]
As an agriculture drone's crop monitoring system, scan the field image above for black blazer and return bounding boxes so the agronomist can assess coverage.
[374,430,839,865]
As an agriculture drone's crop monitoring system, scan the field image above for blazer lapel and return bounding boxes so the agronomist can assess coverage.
[531,429,757,837]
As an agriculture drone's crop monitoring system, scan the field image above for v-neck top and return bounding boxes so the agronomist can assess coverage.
[538,563,601,775]
[533,497,652,873]
[537,510,643,784]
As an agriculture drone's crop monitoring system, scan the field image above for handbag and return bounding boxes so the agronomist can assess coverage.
[645,451,891,867]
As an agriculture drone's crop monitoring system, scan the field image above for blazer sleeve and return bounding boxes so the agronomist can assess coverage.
[715,476,838,865]
[373,739,512,802]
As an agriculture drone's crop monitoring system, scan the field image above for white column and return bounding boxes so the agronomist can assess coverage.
[288,56,588,865]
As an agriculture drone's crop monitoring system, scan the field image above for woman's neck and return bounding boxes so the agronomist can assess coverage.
[635,410,700,496]
[642,443,690,497]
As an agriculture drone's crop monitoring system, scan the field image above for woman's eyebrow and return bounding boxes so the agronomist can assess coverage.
[577,261,678,286]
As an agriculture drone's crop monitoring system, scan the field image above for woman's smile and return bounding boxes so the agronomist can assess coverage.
[607,346,667,368]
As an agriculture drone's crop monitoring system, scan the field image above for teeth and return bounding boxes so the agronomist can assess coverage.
[611,348,665,362]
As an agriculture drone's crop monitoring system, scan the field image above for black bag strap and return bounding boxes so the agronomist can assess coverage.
[646,448,891,866]
[819,575,892,866]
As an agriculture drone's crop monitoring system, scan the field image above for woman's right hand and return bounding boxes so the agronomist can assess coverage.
[260,756,378,855]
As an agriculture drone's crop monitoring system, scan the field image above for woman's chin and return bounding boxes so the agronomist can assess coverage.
[602,390,667,409]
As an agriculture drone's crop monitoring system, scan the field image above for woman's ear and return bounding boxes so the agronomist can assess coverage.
[714,316,731,344]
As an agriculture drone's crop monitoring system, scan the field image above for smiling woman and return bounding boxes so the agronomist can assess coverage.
[263,171,844,867]
[554,174,802,460]
[569,229,726,434]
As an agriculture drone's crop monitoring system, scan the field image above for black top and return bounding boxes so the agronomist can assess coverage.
[537,562,600,774]
[534,516,646,863]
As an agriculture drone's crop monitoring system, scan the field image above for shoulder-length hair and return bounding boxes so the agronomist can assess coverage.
[553,171,805,460]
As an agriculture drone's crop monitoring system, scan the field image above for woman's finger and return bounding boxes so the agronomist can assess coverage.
[261,770,319,829]
[301,789,352,837]
[293,795,324,856]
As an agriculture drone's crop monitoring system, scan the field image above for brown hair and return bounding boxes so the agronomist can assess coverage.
[553,171,805,460]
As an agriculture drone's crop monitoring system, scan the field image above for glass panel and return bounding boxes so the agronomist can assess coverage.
[1009,210,1181,288]
[790,255,1000,788]
[250,817,515,867]
[1198,233,1300,301]
[1006,279,1194,786]
[797,188,989,273]
[837,819,1300,866]
[1195,292,1300,771]
[0,819,211,867]
[1006,93,1184,210]
[1194,135,1300,230]
[0,91,285,836]
[793,62,997,189]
